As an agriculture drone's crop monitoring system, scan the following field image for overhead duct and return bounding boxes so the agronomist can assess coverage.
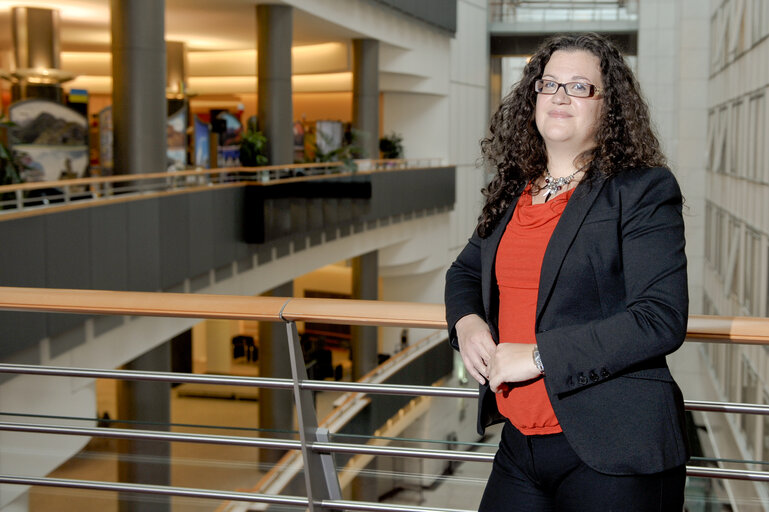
[1,6,75,102]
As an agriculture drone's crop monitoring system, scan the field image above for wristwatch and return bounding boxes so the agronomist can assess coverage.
[533,346,545,375]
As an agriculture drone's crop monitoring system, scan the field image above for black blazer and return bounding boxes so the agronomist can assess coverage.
[445,167,689,476]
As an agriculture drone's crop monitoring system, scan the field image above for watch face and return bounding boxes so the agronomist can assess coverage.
[533,348,544,374]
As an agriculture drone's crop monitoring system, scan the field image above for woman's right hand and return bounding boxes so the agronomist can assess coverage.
[455,314,497,385]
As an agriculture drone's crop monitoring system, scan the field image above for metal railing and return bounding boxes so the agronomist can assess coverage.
[489,0,639,24]
[0,287,768,511]
[0,158,445,215]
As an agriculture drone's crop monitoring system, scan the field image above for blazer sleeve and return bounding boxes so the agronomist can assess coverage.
[537,167,688,396]
[445,229,486,350]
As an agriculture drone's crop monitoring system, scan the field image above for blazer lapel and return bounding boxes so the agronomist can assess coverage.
[535,176,607,326]
[481,195,519,336]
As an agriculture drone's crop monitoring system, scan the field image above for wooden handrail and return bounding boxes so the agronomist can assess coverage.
[0,287,767,341]
[686,315,769,344]
[0,287,446,329]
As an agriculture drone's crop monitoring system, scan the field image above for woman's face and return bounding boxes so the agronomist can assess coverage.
[535,49,604,155]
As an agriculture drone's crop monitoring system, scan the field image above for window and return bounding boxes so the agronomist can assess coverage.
[741,358,759,453]
[705,202,713,264]
[743,229,761,314]
[714,208,724,276]
[728,101,742,175]
[763,390,769,460]
[726,217,742,298]
[747,95,764,181]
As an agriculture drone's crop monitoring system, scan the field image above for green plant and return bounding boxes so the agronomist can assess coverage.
[239,130,268,167]
[313,128,369,172]
[379,132,404,159]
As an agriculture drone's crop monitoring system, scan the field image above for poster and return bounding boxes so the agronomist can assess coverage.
[315,120,343,156]
[8,99,88,182]
[193,115,210,168]
[215,111,241,167]
[167,104,187,171]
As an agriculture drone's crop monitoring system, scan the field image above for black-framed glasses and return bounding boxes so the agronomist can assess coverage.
[534,79,602,98]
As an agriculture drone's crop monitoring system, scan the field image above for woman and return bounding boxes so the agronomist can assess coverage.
[444,33,688,511]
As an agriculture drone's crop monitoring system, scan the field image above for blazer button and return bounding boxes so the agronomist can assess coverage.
[600,368,610,378]
[578,375,588,385]
[589,371,599,382]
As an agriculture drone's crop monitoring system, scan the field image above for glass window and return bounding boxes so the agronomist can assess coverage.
[743,229,761,314]
[729,101,742,175]
[741,358,759,454]
[705,202,713,264]
[763,390,769,460]
[727,217,742,298]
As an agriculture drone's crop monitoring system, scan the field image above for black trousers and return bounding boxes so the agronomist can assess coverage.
[479,422,686,512]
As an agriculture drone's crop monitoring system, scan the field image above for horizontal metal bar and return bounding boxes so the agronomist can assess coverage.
[13,364,769,413]
[0,475,308,506]
[321,499,476,512]
[684,400,769,415]
[10,365,769,416]
[0,421,301,451]
[0,363,476,398]
[685,466,769,482]
[0,420,493,463]
[300,380,477,398]
[311,441,495,463]
[0,363,293,389]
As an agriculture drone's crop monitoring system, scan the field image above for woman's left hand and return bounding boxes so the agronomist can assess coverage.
[487,343,542,393]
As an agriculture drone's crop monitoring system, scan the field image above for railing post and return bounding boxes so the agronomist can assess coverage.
[284,320,342,512]
[15,189,23,209]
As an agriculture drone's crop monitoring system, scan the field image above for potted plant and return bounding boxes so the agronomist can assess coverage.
[239,129,268,167]
[379,132,404,159]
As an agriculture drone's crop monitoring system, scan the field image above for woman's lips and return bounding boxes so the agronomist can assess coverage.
[548,110,572,118]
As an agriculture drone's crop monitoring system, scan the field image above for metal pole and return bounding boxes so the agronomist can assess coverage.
[285,320,342,512]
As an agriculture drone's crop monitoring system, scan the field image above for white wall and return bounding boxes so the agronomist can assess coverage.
[637,0,709,315]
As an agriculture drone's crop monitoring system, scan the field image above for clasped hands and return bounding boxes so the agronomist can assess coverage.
[455,314,541,392]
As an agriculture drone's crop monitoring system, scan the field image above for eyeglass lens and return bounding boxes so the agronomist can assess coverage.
[535,80,595,98]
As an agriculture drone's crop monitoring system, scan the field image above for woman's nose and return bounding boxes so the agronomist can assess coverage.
[552,86,570,104]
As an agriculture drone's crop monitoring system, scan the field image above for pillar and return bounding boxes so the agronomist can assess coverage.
[351,251,378,380]
[256,5,293,165]
[258,280,294,464]
[111,0,167,174]
[352,39,379,159]
[204,320,237,374]
[116,342,171,512]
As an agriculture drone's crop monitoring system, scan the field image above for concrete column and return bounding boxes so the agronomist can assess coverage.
[256,5,293,165]
[204,320,237,374]
[258,280,294,464]
[111,0,167,174]
[117,342,171,512]
[351,251,378,380]
[352,39,379,159]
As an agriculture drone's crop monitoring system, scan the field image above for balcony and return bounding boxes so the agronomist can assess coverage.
[0,160,455,360]
[1,287,769,511]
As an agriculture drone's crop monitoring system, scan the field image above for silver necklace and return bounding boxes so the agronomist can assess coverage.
[543,169,580,202]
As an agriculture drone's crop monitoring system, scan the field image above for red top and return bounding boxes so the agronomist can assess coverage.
[494,186,575,435]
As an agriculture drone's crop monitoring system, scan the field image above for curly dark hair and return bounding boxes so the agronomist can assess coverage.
[477,32,666,238]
